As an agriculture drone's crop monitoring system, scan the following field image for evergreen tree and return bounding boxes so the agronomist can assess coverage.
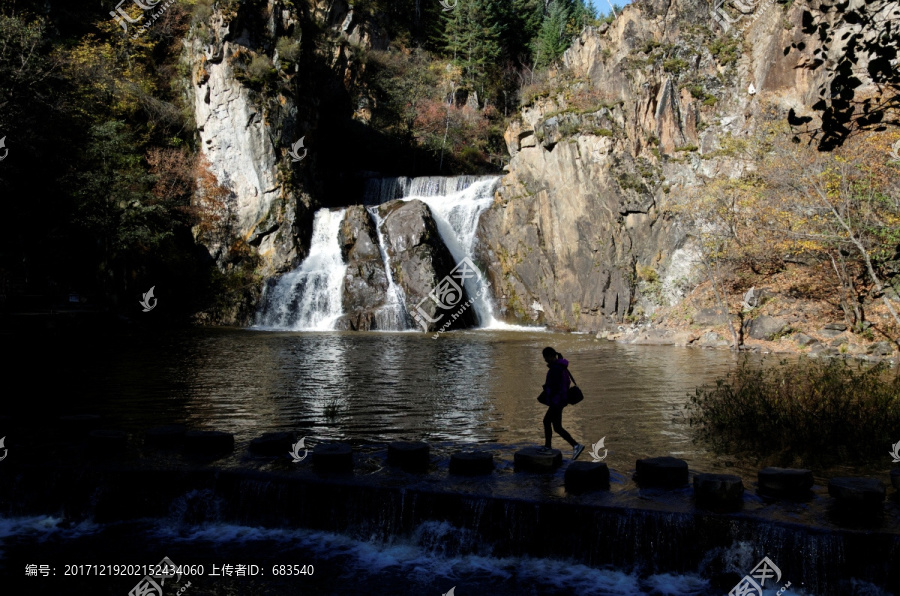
[442,0,505,102]
[533,0,570,68]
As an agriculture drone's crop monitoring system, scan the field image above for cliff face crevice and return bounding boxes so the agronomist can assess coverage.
[479,0,847,332]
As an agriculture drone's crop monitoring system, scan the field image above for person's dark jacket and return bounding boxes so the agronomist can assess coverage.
[543,358,570,407]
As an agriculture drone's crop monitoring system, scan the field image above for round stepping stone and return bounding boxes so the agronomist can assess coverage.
[694,473,744,509]
[183,431,234,456]
[387,441,430,472]
[88,430,128,451]
[635,456,689,487]
[312,443,353,472]
[565,461,610,492]
[144,425,187,449]
[891,469,900,491]
[449,450,494,476]
[514,447,562,473]
[249,432,296,456]
[758,467,814,497]
[828,477,886,507]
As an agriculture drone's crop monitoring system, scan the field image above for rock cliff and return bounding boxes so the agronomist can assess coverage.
[478,0,845,332]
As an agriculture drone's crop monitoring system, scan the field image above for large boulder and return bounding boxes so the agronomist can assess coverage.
[746,316,787,340]
[334,206,391,330]
[379,200,477,332]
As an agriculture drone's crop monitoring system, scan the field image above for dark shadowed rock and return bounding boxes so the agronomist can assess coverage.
[144,425,187,449]
[313,443,354,473]
[565,461,610,492]
[694,473,743,510]
[746,316,787,340]
[249,432,296,456]
[890,469,900,491]
[387,441,430,472]
[758,467,814,497]
[184,431,234,456]
[514,447,563,473]
[828,477,886,506]
[449,450,494,476]
[635,456,689,487]
[380,200,477,332]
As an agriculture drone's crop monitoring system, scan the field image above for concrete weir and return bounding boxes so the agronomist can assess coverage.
[1,441,898,595]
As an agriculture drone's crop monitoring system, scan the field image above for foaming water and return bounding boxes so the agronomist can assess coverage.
[254,208,347,331]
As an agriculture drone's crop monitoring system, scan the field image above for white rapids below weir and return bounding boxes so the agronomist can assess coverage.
[255,175,539,332]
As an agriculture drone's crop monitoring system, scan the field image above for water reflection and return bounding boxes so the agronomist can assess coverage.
[36,328,820,480]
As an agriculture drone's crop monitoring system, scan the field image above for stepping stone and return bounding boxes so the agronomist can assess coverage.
[387,441,430,472]
[514,447,562,473]
[828,477,886,507]
[249,432,296,456]
[565,461,610,492]
[449,450,494,476]
[88,430,128,451]
[312,443,353,472]
[891,469,900,491]
[758,467,814,497]
[635,456,689,487]
[144,425,187,449]
[183,431,234,456]
[694,473,744,510]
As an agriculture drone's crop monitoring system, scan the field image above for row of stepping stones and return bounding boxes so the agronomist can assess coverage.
[84,423,900,514]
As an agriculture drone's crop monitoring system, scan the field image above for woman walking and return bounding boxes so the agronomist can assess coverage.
[540,347,584,461]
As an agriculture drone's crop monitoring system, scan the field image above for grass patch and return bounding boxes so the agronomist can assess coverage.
[686,358,900,467]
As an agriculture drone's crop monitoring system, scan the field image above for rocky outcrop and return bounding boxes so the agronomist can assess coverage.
[480,0,846,332]
[379,200,477,332]
[335,206,390,330]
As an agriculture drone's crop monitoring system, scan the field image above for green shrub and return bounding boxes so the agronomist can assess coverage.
[686,358,900,466]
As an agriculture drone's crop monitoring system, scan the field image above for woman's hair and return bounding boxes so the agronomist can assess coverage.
[542,346,561,359]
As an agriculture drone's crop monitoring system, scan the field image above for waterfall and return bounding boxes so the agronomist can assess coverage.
[366,175,503,328]
[254,208,347,331]
[366,206,410,330]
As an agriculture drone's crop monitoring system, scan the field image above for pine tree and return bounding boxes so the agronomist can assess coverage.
[533,0,570,69]
[441,0,505,102]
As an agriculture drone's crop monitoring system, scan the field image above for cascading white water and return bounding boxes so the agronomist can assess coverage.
[366,206,410,330]
[254,208,347,331]
[365,175,518,329]
[399,177,500,327]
